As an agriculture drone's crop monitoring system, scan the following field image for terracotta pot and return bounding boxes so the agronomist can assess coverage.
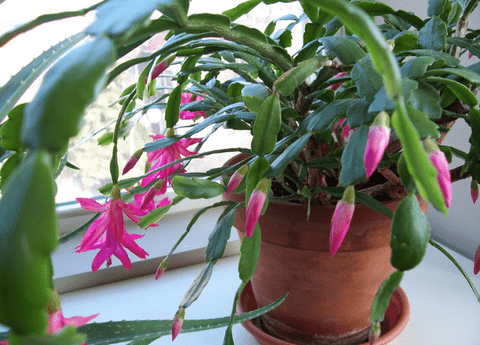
[223,155,420,345]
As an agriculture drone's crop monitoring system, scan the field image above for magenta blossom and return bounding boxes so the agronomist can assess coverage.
[425,139,452,209]
[141,132,202,188]
[245,178,270,238]
[76,185,150,271]
[226,164,249,195]
[364,111,391,178]
[330,185,355,258]
[145,55,175,84]
[471,179,479,204]
[179,93,206,120]
[122,149,143,175]
[172,307,185,341]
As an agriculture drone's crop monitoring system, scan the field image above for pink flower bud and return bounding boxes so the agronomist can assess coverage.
[122,149,143,175]
[140,180,165,210]
[145,54,175,84]
[328,72,348,91]
[475,246,480,275]
[364,112,390,178]
[245,178,270,238]
[471,179,478,204]
[226,164,249,194]
[172,307,185,341]
[155,259,168,280]
[330,185,355,258]
[369,321,381,345]
[424,139,452,209]
[469,51,473,59]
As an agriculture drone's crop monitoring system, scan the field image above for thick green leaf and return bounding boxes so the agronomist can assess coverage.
[136,60,154,100]
[0,33,85,123]
[307,99,355,132]
[75,294,287,345]
[0,152,24,188]
[391,102,446,214]
[408,81,442,119]
[238,223,262,283]
[401,49,459,67]
[305,156,340,170]
[0,104,25,152]
[205,206,236,262]
[223,0,262,21]
[418,16,447,51]
[274,57,328,96]
[165,85,183,128]
[426,76,479,107]
[299,0,320,22]
[469,107,480,150]
[392,31,418,52]
[406,106,440,139]
[339,125,368,186]
[267,133,313,177]
[245,156,270,201]
[426,67,480,84]
[355,192,394,219]
[138,202,172,229]
[446,37,480,59]
[390,193,431,271]
[251,94,281,155]
[370,271,404,322]
[157,0,189,26]
[242,84,268,113]
[6,326,85,345]
[0,151,57,334]
[400,56,435,79]
[427,0,446,17]
[172,176,226,199]
[320,36,366,65]
[346,98,376,128]
[23,37,116,152]
[180,261,214,308]
[369,79,418,113]
[351,58,384,101]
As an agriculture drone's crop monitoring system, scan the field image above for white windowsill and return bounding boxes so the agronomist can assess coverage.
[55,242,480,344]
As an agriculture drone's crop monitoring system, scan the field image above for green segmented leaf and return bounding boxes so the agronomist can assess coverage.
[274,57,328,96]
[172,176,226,199]
[205,205,237,262]
[223,0,262,21]
[418,16,447,51]
[0,33,85,123]
[307,99,355,132]
[339,125,369,186]
[320,36,366,65]
[427,0,447,16]
[245,156,270,201]
[426,76,479,107]
[251,94,281,155]
[408,81,442,119]
[268,133,313,177]
[23,36,116,152]
[400,56,435,79]
[72,293,287,345]
[180,261,215,308]
[136,60,154,100]
[401,49,459,67]
[0,104,25,152]
[425,67,480,84]
[165,85,183,128]
[390,193,430,271]
[351,58,384,101]
[370,270,404,323]
[406,106,440,139]
[0,151,57,335]
[138,202,173,229]
[238,222,262,283]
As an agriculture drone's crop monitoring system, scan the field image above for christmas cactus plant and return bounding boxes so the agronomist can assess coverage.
[1,0,480,344]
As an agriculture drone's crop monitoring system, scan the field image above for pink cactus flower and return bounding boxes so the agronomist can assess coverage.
[471,179,479,204]
[425,139,452,209]
[364,112,391,178]
[172,307,185,341]
[245,178,270,238]
[330,185,355,258]
[76,185,151,271]
[226,164,249,194]
[179,93,206,120]
[475,246,480,275]
[122,149,143,175]
[328,72,348,91]
[141,132,202,188]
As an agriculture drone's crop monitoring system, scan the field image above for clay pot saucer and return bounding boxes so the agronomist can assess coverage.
[237,281,410,345]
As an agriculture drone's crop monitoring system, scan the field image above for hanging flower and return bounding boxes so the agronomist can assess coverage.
[226,164,249,195]
[76,184,150,271]
[330,185,355,258]
[245,178,270,238]
[155,258,168,280]
[424,138,452,209]
[122,149,144,175]
[145,55,175,84]
[179,93,206,120]
[364,111,391,178]
[471,179,479,204]
[475,246,480,275]
[172,307,185,341]
[141,129,202,188]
